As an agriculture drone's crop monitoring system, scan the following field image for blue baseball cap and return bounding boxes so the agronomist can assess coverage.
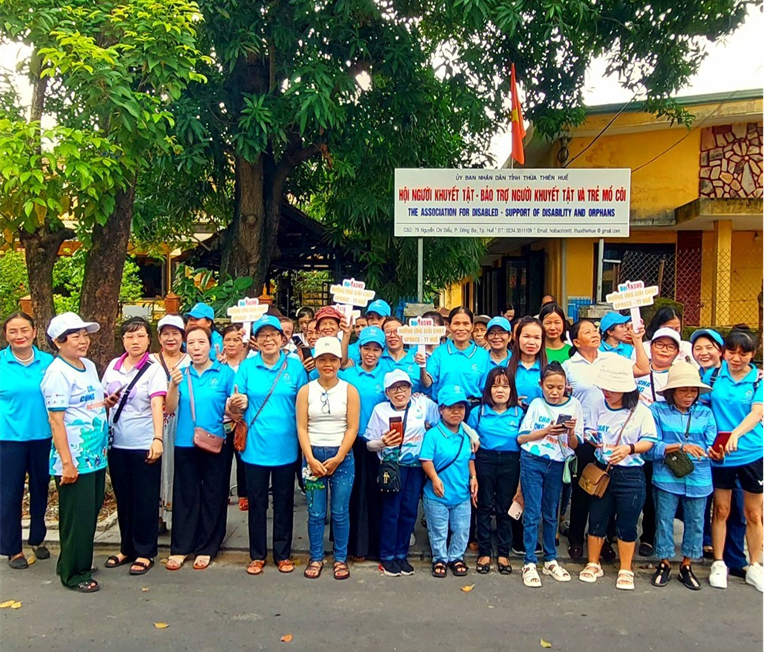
[690,328,724,348]
[185,302,215,321]
[437,385,469,408]
[358,325,385,348]
[365,299,391,317]
[252,315,283,335]
[486,316,512,333]
[600,312,631,333]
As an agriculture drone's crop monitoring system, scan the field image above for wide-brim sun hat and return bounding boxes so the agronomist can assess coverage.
[47,312,100,340]
[384,369,412,389]
[662,363,712,393]
[313,336,342,359]
[594,357,638,393]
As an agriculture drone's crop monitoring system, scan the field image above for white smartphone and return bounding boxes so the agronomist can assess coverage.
[508,500,523,521]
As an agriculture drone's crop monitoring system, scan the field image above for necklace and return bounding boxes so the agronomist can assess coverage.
[12,350,34,364]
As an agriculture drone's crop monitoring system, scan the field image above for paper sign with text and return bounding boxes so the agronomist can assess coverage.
[605,281,658,332]
[397,318,446,345]
[227,298,269,342]
[330,278,376,307]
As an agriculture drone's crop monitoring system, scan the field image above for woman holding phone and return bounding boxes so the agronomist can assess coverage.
[102,317,167,575]
[704,327,763,592]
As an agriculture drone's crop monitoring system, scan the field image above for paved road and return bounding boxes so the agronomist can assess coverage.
[0,558,761,652]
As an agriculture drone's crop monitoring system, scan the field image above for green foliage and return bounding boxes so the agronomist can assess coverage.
[0,251,29,318]
[172,265,254,317]
[52,249,144,314]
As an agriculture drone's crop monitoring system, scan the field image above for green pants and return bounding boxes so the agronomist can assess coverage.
[55,469,106,588]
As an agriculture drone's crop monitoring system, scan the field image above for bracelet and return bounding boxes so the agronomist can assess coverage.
[153,437,163,442]
[470,476,477,480]
[629,443,636,455]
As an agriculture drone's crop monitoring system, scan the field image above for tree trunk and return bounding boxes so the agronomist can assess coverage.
[79,184,136,372]
[20,225,72,351]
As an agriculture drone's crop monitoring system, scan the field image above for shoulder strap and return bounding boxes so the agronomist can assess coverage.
[158,352,170,378]
[708,365,721,388]
[112,360,153,425]
[435,425,466,474]
[683,409,693,442]
[613,407,637,446]
[246,357,288,429]
[186,368,197,427]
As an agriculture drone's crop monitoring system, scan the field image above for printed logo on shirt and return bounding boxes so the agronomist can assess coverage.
[210,377,219,386]
[283,372,291,381]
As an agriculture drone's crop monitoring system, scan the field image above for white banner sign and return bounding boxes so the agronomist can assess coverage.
[227,298,269,342]
[330,278,376,307]
[397,318,446,345]
[394,168,630,237]
[605,281,658,332]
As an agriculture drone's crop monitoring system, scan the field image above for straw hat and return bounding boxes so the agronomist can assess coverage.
[594,356,637,393]
[662,363,712,393]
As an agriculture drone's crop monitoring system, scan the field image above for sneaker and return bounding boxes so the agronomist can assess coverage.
[745,563,763,593]
[398,559,415,576]
[709,560,728,589]
[381,560,401,577]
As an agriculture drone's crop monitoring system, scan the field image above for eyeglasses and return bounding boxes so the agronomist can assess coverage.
[383,329,400,337]
[320,391,331,415]
[388,384,410,394]
[653,341,679,352]
[256,331,282,342]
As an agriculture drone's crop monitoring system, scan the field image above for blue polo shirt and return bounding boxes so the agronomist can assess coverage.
[513,359,543,406]
[347,341,361,365]
[466,404,524,452]
[420,422,473,506]
[175,362,235,448]
[648,402,716,497]
[426,341,489,400]
[339,363,386,434]
[702,364,763,467]
[380,348,423,393]
[600,340,634,359]
[234,352,308,466]
[0,347,54,442]
[480,351,512,389]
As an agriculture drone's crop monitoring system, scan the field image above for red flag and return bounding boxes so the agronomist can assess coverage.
[511,64,526,165]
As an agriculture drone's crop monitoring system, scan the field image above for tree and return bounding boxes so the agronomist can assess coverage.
[0,0,206,362]
[137,0,753,300]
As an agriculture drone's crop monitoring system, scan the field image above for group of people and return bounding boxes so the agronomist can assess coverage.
[0,295,762,594]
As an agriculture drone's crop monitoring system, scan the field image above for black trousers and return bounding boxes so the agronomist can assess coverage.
[348,438,382,559]
[226,430,247,498]
[244,461,295,562]
[475,450,523,557]
[108,447,162,559]
[171,442,231,557]
[0,439,50,556]
[568,442,596,546]
[640,460,656,545]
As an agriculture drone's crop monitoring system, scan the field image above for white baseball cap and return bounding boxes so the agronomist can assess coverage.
[313,336,342,359]
[651,327,682,346]
[384,369,412,389]
[47,312,100,341]
[157,314,185,333]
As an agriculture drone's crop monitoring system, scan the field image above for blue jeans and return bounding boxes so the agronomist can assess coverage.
[423,497,471,563]
[306,446,355,563]
[520,450,564,564]
[380,465,424,561]
[653,488,707,560]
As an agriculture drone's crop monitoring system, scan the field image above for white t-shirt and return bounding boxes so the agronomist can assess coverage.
[635,367,671,406]
[41,357,109,475]
[307,379,349,447]
[365,395,440,466]
[584,400,658,467]
[562,350,621,404]
[102,353,168,449]
[519,397,584,461]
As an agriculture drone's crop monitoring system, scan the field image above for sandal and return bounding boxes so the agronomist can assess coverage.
[476,557,491,574]
[166,555,186,571]
[277,560,295,574]
[333,561,351,580]
[543,560,571,582]
[448,560,468,577]
[467,542,479,552]
[678,564,702,591]
[522,563,542,587]
[616,569,635,590]
[247,560,265,575]
[304,561,324,579]
[105,554,133,569]
[579,563,604,583]
[431,561,447,578]
[71,579,100,593]
[32,545,50,560]
[8,555,28,570]
[497,558,513,575]
[651,561,671,587]
[193,555,211,570]
[129,559,154,576]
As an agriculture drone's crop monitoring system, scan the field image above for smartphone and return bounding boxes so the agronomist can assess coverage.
[389,416,404,438]
[508,500,523,520]
[300,346,312,360]
[712,431,732,455]
[556,413,571,426]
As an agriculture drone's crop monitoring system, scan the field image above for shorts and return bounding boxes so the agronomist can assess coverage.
[587,465,646,542]
[712,458,763,494]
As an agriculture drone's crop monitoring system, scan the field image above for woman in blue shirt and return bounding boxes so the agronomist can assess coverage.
[340,326,387,561]
[420,385,478,579]
[467,367,524,575]
[419,307,489,406]
[164,326,237,571]
[484,316,512,370]
[380,316,423,392]
[507,317,547,410]
[0,313,54,570]
[648,364,716,590]
[233,316,308,576]
[705,328,764,592]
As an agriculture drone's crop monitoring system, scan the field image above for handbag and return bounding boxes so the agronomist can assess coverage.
[563,455,578,484]
[108,359,153,447]
[187,370,224,454]
[664,411,695,478]
[578,407,636,498]
[233,358,287,453]
[378,404,410,493]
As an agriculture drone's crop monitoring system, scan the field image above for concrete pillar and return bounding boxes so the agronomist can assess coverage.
[711,219,732,327]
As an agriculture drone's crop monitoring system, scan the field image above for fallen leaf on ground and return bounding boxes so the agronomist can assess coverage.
[27,556,35,565]
[154,623,169,629]
[11,602,21,609]
[0,601,15,609]
[540,639,552,648]
[460,584,475,592]
[280,634,293,643]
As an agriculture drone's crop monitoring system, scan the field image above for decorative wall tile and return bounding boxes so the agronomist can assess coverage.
[700,123,763,198]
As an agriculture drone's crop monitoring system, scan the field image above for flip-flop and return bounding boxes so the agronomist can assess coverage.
[105,555,133,569]
[71,579,100,593]
[129,559,155,576]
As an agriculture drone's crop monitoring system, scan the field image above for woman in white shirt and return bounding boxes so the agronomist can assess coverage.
[578,357,658,590]
[643,307,696,366]
[102,317,167,576]
[296,337,360,581]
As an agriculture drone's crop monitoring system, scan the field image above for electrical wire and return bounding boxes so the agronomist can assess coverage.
[564,95,638,167]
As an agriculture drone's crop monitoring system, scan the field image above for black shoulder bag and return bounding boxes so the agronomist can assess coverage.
[663,410,694,478]
[108,360,153,447]
[378,403,410,493]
